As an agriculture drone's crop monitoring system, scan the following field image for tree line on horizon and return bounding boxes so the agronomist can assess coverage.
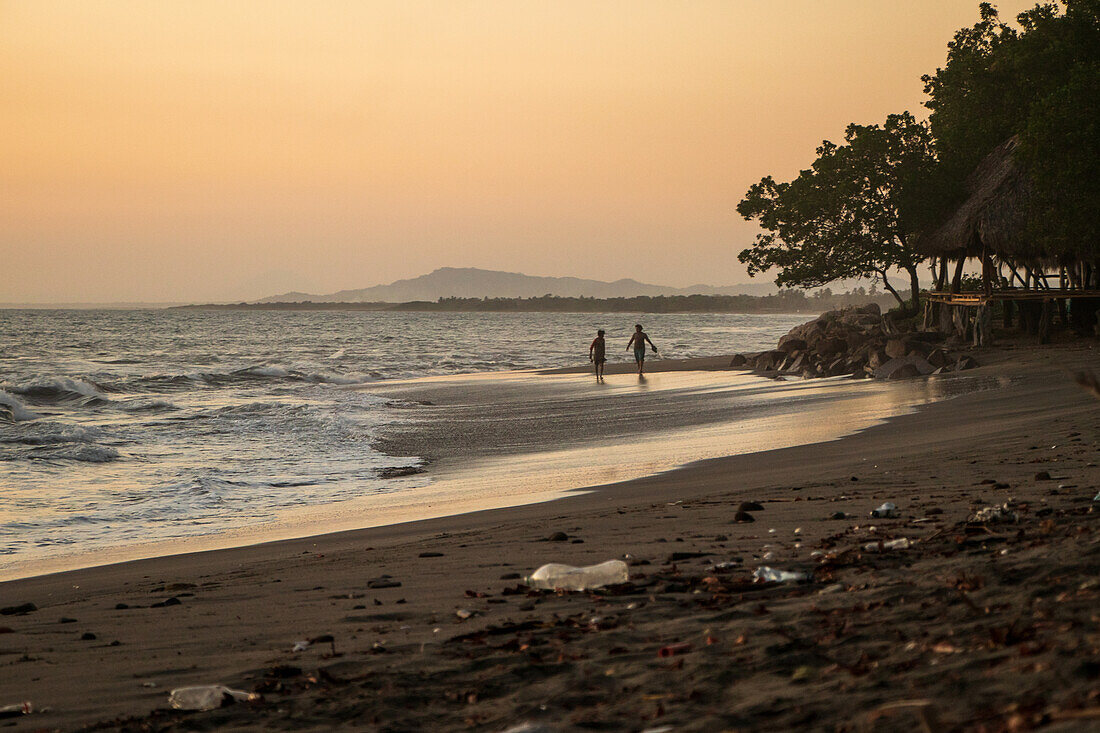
[736,1,1097,313]
[179,287,902,314]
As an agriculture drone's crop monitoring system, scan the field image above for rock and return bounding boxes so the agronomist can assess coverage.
[870,348,890,369]
[418,552,444,558]
[926,348,949,368]
[267,665,303,678]
[817,337,848,359]
[59,617,77,624]
[733,511,755,523]
[858,303,881,316]
[777,337,807,354]
[889,363,921,379]
[956,355,979,371]
[666,552,711,562]
[81,632,97,640]
[754,350,788,371]
[367,578,402,589]
[115,603,130,610]
[1035,471,1052,481]
[739,501,765,511]
[500,572,522,580]
[1,603,37,616]
[845,331,869,351]
[729,354,748,367]
[906,341,934,358]
[884,338,909,359]
[873,355,935,380]
[830,511,848,520]
[546,531,569,542]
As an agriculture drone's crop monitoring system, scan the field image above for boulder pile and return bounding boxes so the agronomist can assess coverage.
[730,304,978,380]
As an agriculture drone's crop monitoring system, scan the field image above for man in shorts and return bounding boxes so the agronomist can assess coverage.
[626,324,658,375]
[589,329,607,382]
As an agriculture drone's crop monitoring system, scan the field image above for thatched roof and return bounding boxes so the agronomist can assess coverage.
[919,136,1034,259]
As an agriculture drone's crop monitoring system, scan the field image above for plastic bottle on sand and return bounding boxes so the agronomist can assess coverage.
[0,702,32,718]
[527,560,628,591]
[168,686,259,711]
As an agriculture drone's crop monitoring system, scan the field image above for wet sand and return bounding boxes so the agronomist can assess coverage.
[2,341,1099,731]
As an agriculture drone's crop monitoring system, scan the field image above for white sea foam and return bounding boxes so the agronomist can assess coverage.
[2,376,106,402]
[306,371,376,385]
[28,444,121,463]
[0,391,39,422]
[0,422,103,445]
[241,365,290,378]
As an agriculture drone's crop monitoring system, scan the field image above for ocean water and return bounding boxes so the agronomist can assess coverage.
[0,309,810,566]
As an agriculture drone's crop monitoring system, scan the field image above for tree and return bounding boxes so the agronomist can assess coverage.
[923,1,1099,259]
[737,112,944,312]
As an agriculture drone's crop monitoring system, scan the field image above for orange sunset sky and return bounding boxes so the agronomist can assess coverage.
[1,1,1037,303]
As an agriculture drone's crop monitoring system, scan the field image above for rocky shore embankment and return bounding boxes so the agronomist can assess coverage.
[731,304,978,379]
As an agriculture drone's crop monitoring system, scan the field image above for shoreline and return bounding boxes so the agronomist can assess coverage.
[2,355,982,583]
[2,342,1097,730]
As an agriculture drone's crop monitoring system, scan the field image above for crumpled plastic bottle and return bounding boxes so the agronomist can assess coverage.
[0,702,32,718]
[526,560,628,591]
[168,686,260,711]
[869,502,899,518]
[864,537,911,551]
[753,566,810,583]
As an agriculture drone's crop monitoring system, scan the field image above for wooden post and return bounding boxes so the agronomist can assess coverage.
[1038,298,1053,344]
[978,304,993,346]
[939,302,953,334]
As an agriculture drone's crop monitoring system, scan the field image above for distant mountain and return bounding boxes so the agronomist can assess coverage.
[255,268,777,303]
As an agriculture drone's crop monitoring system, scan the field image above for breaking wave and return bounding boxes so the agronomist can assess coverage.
[1,377,107,405]
[0,391,39,422]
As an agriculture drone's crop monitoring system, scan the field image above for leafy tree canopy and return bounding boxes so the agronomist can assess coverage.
[923,1,1099,257]
[736,112,943,311]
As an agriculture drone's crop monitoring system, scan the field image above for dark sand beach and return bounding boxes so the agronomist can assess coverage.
[3,341,1099,731]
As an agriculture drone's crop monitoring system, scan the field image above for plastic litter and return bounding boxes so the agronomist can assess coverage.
[870,502,899,518]
[969,504,1018,523]
[526,560,628,591]
[753,566,810,583]
[657,642,693,658]
[0,702,32,718]
[168,686,260,711]
[500,724,560,733]
[711,561,741,570]
[864,538,911,551]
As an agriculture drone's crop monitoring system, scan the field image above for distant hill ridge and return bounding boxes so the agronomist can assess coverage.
[256,267,776,303]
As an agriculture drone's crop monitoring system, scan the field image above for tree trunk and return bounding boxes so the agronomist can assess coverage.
[878,271,905,310]
[906,265,921,312]
[951,258,966,293]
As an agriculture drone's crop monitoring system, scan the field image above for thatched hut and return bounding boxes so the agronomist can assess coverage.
[921,136,1033,266]
[918,136,1056,295]
[919,136,1100,343]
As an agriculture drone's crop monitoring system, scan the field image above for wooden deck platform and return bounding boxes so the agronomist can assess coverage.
[922,290,1100,346]
[924,289,1100,305]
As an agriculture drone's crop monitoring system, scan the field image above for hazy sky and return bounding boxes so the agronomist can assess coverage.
[2,1,1036,303]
